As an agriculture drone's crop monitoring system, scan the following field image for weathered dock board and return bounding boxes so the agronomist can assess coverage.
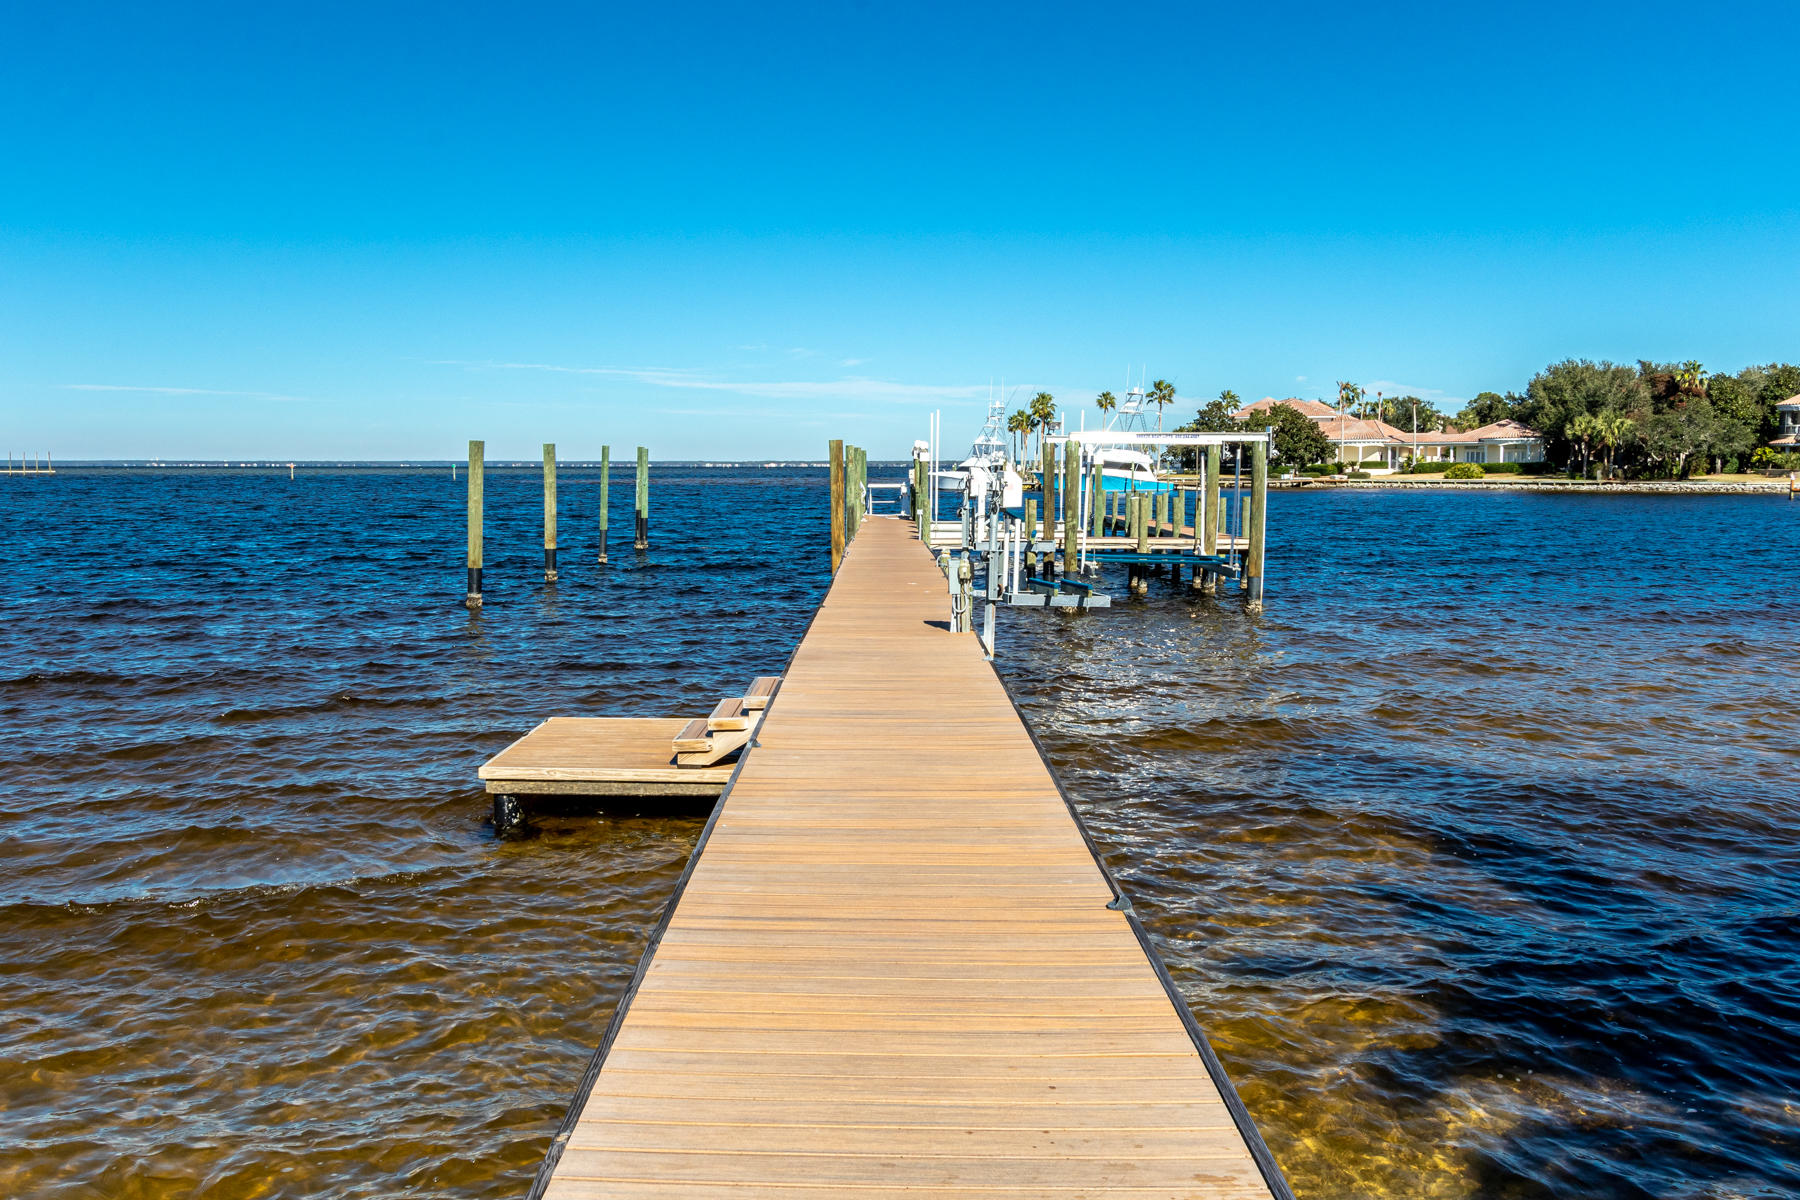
[531,516,1289,1200]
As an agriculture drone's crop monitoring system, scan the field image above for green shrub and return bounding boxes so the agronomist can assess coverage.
[1409,461,1452,473]
[1444,462,1485,480]
[1300,464,1332,476]
[1723,457,1740,474]
[1347,469,1371,479]
[1481,462,1523,474]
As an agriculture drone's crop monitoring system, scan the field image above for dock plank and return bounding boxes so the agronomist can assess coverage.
[532,516,1285,1200]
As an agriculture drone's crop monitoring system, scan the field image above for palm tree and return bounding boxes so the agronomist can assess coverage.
[1675,360,1707,397]
[1148,380,1176,430]
[1568,411,1600,477]
[1595,411,1635,477]
[1218,389,1240,408]
[1028,392,1056,459]
[1006,409,1030,462]
[1095,391,1117,427]
[1335,381,1365,467]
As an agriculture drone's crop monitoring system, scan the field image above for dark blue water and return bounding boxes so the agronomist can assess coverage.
[2,468,1796,1199]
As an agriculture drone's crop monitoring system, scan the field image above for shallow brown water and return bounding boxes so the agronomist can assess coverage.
[3,469,1797,1199]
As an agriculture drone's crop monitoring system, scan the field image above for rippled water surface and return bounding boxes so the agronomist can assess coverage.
[4,468,1797,1199]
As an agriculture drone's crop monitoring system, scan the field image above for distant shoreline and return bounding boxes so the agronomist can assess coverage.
[1274,476,1795,495]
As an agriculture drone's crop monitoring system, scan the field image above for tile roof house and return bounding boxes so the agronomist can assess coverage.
[1231,398,1545,471]
[1234,396,1339,421]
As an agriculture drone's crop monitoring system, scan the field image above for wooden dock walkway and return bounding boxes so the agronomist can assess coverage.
[530,515,1290,1200]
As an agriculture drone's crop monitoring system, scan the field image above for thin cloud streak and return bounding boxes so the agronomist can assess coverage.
[432,360,987,406]
[62,383,313,402]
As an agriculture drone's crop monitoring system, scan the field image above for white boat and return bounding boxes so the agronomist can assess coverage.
[937,394,1023,508]
[1089,385,1171,492]
[1092,446,1170,492]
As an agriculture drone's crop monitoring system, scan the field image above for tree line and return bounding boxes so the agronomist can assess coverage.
[1176,360,1800,476]
[1001,359,1798,478]
[1448,360,1800,477]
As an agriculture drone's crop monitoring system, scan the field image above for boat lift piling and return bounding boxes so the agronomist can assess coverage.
[905,424,1273,632]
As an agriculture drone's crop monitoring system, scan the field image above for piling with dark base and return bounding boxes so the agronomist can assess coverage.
[634,447,649,550]
[1041,441,1056,539]
[597,445,610,564]
[1131,494,1150,594]
[493,792,524,837]
[828,440,846,572]
[543,442,559,582]
[466,440,484,609]
[1246,436,1268,609]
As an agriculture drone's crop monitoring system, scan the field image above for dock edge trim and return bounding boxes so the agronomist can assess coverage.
[987,658,1300,1200]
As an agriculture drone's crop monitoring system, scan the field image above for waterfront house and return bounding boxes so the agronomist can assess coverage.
[1773,395,1800,449]
[1232,397,1545,471]
[1406,419,1546,465]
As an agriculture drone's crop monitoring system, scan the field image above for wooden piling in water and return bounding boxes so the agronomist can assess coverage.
[1089,461,1104,537]
[634,447,649,550]
[597,445,610,564]
[1041,441,1056,541]
[542,443,558,582]
[829,440,845,572]
[1200,445,1221,595]
[1246,436,1268,609]
[1023,498,1037,573]
[1062,440,1079,576]
[466,440,484,609]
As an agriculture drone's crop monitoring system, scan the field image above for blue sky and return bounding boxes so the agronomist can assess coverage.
[4,1,1797,460]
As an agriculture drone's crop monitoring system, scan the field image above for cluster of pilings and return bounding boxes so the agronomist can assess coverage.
[827,439,868,573]
[1089,442,1267,603]
[464,439,651,609]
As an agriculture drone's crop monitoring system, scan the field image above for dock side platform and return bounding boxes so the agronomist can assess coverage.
[530,516,1291,1199]
[481,717,734,799]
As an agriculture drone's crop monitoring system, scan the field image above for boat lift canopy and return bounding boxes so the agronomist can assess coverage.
[1054,429,1271,447]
